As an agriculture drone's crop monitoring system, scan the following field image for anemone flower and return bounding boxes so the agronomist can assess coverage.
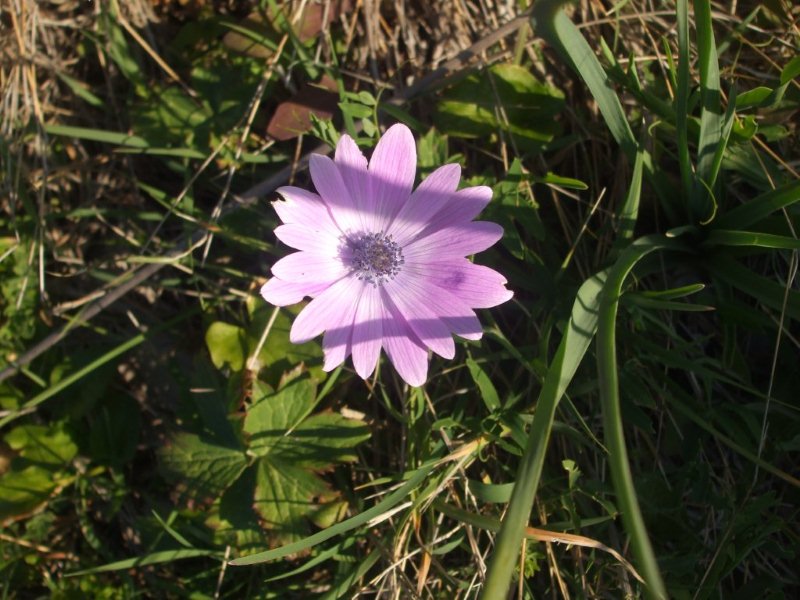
[261,124,512,386]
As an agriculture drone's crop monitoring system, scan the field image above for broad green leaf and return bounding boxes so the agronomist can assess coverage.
[159,432,247,502]
[5,422,78,466]
[241,377,368,543]
[0,465,60,520]
[434,63,564,151]
[205,321,247,372]
[252,459,332,543]
[206,466,268,555]
[274,412,370,468]
[244,378,319,457]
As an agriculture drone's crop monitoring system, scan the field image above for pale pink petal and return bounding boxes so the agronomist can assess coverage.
[350,283,383,379]
[274,186,340,232]
[309,154,362,234]
[271,251,348,283]
[387,163,461,246]
[384,273,455,359]
[395,269,483,339]
[379,293,428,386]
[422,185,494,236]
[290,276,362,343]
[406,259,513,309]
[368,123,417,231]
[334,134,373,232]
[322,292,358,371]
[404,222,504,260]
[260,278,332,307]
[274,224,342,254]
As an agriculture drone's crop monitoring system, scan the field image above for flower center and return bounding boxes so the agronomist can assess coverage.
[349,232,404,286]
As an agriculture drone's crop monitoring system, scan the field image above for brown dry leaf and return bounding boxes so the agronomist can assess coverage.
[267,75,339,141]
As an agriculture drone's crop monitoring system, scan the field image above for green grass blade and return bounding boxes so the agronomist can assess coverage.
[705,255,800,321]
[675,0,693,199]
[713,180,800,229]
[480,270,606,599]
[691,0,724,222]
[531,0,636,158]
[45,124,149,148]
[67,549,220,576]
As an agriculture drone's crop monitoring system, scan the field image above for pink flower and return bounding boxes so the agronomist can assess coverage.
[261,124,513,386]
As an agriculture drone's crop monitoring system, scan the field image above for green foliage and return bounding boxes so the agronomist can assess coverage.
[2,0,798,597]
[435,64,565,152]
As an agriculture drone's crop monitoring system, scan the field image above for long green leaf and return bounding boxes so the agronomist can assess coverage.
[67,549,219,576]
[692,0,724,222]
[713,180,800,229]
[480,270,606,598]
[705,229,800,250]
[45,124,149,148]
[531,0,636,158]
[675,0,692,199]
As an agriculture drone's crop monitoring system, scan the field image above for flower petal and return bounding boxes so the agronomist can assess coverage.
[404,221,504,260]
[322,290,358,371]
[260,277,332,307]
[422,185,493,236]
[387,163,461,246]
[271,251,348,283]
[274,223,342,254]
[350,283,383,379]
[290,276,362,343]
[274,186,339,232]
[309,154,362,234]
[384,273,455,359]
[368,123,417,231]
[334,134,373,232]
[407,259,513,308]
[380,294,429,387]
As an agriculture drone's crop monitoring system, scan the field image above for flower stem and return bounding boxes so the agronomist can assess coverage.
[595,235,680,600]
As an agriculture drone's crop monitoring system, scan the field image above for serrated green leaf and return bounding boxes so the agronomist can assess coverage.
[0,465,60,520]
[159,432,247,502]
[244,378,319,457]
[5,422,77,466]
[275,412,370,468]
[435,63,564,150]
[252,459,331,544]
